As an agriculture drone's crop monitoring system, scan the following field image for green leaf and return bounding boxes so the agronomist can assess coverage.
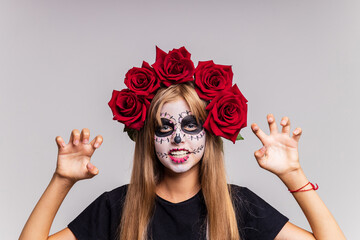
[236,132,244,141]
[123,127,138,142]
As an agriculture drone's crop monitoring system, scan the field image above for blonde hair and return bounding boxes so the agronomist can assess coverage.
[119,82,241,240]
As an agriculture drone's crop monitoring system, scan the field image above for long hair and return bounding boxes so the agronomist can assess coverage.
[119,82,241,240]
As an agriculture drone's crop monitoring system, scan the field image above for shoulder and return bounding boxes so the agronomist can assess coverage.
[76,184,129,212]
[228,184,274,215]
[106,184,129,198]
[68,185,129,239]
[228,184,289,239]
[103,184,129,208]
[228,184,255,201]
[84,184,129,212]
[228,184,266,202]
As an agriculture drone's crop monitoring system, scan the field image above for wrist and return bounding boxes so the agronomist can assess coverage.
[278,168,310,191]
[52,172,76,188]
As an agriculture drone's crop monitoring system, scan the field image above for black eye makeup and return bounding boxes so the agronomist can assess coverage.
[181,115,203,134]
[155,118,174,137]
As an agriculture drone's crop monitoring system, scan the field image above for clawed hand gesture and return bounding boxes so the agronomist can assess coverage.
[251,114,302,178]
[55,128,103,183]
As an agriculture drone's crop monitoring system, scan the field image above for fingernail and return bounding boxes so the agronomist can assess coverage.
[260,146,266,152]
[94,142,99,148]
[61,142,66,148]
[74,140,79,145]
[294,129,299,134]
[281,120,286,125]
[88,163,93,170]
[83,139,89,144]
[268,117,273,122]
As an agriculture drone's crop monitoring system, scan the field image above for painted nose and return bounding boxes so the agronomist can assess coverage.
[174,134,182,144]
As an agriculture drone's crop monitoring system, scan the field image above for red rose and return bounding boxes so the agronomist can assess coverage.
[152,46,195,87]
[108,89,150,130]
[124,61,160,100]
[203,84,248,143]
[194,60,233,101]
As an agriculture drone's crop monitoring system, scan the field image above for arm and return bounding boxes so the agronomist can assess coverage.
[19,128,103,240]
[251,114,345,240]
[276,169,344,240]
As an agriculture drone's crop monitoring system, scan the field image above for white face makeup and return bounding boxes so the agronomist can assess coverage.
[154,98,206,174]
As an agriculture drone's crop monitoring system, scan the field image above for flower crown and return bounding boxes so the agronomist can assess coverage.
[108,46,248,143]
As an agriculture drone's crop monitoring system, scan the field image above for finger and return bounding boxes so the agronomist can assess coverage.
[86,162,99,176]
[251,123,267,145]
[55,136,66,149]
[69,129,81,146]
[80,128,90,144]
[90,135,103,149]
[280,116,291,135]
[254,146,266,161]
[292,128,302,142]
[267,114,278,134]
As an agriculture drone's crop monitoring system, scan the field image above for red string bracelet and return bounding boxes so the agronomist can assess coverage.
[288,181,319,193]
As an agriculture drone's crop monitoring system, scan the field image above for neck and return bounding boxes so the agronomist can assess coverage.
[156,164,201,203]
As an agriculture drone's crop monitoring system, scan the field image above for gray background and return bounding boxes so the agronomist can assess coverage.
[1,0,359,239]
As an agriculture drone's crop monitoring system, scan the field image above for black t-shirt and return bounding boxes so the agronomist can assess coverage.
[68,184,288,240]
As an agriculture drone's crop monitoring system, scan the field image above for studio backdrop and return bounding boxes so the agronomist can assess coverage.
[1,0,359,239]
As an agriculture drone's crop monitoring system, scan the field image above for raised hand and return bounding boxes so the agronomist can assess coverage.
[251,114,302,178]
[55,128,103,183]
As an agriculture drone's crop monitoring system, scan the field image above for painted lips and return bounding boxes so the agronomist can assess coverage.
[168,148,190,163]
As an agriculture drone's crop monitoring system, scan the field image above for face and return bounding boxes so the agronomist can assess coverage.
[154,98,206,174]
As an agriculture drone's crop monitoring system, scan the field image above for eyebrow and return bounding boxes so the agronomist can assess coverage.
[181,115,199,124]
[160,118,174,125]
[159,112,176,123]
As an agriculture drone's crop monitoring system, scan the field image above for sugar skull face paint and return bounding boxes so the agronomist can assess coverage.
[154,98,206,173]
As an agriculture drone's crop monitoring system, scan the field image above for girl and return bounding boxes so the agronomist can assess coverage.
[20,47,345,240]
